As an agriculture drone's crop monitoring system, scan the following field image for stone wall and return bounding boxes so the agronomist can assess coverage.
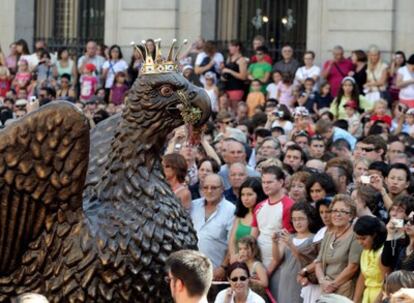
[307,0,414,65]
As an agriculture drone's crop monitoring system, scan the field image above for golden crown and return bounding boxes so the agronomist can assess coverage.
[130,39,188,75]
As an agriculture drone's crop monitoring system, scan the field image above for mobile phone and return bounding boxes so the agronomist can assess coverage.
[391,218,404,228]
[360,175,371,184]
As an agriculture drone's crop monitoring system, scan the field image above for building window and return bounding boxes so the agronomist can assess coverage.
[216,0,307,60]
[34,0,105,55]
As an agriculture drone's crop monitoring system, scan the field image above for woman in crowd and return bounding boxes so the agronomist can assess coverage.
[396,54,414,108]
[288,171,311,203]
[5,42,18,75]
[272,202,317,303]
[221,40,248,110]
[353,158,371,184]
[53,47,77,83]
[353,216,387,303]
[306,172,336,206]
[189,157,220,200]
[388,51,406,102]
[381,195,414,272]
[228,177,267,261]
[364,45,389,104]
[127,44,145,84]
[348,50,367,95]
[214,262,265,303]
[102,44,128,98]
[330,77,372,120]
[161,153,192,210]
[315,194,363,299]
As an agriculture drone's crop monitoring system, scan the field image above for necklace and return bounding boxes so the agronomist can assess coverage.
[330,224,352,249]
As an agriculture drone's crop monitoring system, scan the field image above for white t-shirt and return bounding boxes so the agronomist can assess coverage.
[398,65,414,100]
[266,82,278,99]
[102,59,129,88]
[253,199,284,267]
[204,87,219,112]
[195,52,224,85]
[214,288,265,303]
[271,120,293,137]
[295,65,321,89]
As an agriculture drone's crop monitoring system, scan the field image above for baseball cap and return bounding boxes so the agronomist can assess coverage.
[343,100,357,109]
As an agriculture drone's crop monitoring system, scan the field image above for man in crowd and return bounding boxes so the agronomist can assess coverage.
[77,40,105,78]
[315,118,356,150]
[224,162,248,203]
[321,45,353,96]
[190,174,235,280]
[283,144,306,172]
[359,135,387,162]
[272,45,300,75]
[219,138,259,190]
[166,250,213,303]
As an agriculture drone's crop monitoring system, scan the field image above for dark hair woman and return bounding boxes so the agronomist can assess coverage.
[162,153,192,210]
[353,216,387,303]
[214,262,265,303]
[228,177,267,261]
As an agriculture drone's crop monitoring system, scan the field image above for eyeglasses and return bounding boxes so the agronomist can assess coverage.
[221,120,233,125]
[230,276,248,282]
[202,185,221,191]
[361,147,377,153]
[331,209,351,216]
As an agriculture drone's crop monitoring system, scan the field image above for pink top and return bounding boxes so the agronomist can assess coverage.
[276,82,295,108]
[323,59,353,97]
[80,75,98,101]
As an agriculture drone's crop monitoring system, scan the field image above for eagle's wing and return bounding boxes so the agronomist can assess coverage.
[0,102,89,275]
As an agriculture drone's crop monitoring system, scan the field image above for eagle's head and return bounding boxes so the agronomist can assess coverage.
[124,71,211,147]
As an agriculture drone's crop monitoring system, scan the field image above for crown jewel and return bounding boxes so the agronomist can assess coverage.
[130,39,188,75]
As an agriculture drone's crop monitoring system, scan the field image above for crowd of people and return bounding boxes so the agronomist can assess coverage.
[162,37,414,303]
[2,35,414,303]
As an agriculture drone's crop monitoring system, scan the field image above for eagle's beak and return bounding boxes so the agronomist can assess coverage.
[187,85,211,127]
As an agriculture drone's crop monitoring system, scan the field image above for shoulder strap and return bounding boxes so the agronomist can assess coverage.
[333,62,346,77]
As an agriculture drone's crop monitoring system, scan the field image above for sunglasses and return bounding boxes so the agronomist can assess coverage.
[361,147,377,152]
[230,276,248,282]
[331,209,351,216]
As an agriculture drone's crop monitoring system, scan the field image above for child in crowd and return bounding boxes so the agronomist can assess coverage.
[237,236,269,300]
[109,71,129,106]
[80,63,98,102]
[343,100,362,137]
[0,66,11,98]
[218,91,232,112]
[203,71,219,113]
[313,82,333,116]
[12,59,31,94]
[405,108,414,137]
[297,77,316,114]
[276,72,295,108]
[266,70,282,100]
[246,79,265,117]
[369,99,392,127]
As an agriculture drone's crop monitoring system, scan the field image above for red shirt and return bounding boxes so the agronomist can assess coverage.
[252,195,294,233]
[0,79,11,97]
[323,58,353,97]
[250,54,273,65]
[370,114,392,127]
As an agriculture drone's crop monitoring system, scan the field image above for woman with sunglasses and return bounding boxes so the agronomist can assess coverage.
[214,262,265,303]
[315,194,363,299]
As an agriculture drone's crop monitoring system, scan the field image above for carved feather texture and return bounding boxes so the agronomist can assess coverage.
[0,71,209,302]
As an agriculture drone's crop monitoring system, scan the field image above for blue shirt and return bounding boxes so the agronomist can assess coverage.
[190,197,235,268]
[332,127,356,150]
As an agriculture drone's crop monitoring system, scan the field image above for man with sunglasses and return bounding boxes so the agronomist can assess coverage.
[190,174,235,281]
[359,135,387,162]
[165,250,213,303]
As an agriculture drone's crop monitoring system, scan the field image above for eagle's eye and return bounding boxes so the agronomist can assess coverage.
[160,85,174,97]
